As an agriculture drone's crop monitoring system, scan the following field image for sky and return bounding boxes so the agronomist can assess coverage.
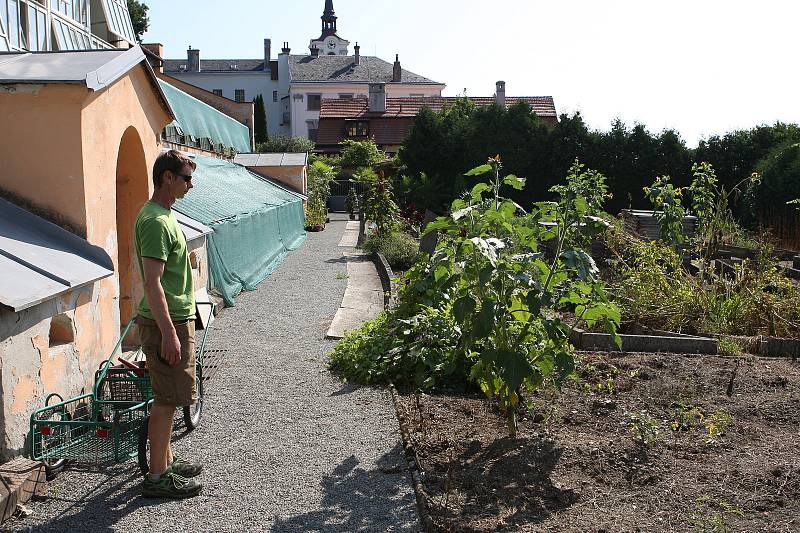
[142,0,800,148]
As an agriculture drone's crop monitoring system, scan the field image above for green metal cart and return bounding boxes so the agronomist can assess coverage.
[28,309,212,479]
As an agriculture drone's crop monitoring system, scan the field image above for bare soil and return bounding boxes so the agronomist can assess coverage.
[395,352,800,532]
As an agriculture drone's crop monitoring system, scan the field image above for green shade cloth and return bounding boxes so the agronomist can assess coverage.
[173,156,306,306]
[158,79,252,153]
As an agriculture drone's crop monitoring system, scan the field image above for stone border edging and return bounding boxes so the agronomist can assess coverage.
[388,384,435,533]
[570,329,719,354]
[371,252,395,309]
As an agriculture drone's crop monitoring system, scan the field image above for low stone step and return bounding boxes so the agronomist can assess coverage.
[0,458,46,524]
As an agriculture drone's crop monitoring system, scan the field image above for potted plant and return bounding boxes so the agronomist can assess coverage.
[305,198,327,232]
[345,188,359,220]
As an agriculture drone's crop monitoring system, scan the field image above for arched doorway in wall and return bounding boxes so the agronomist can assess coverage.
[115,127,149,325]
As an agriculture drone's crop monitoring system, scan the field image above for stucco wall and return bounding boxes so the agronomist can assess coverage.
[249,165,307,195]
[0,84,88,233]
[0,64,172,459]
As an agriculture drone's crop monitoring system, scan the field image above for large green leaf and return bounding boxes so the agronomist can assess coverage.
[471,183,491,201]
[422,218,453,235]
[474,302,497,339]
[453,295,476,323]
[503,174,526,190]
[434,264,450,282]
[554,350,575,382]
[465,164,492,176]
[498,349,535,392]
[561,249,599,281]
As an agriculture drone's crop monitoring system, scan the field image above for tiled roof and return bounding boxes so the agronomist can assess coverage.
[319,96,558,119]
[289,55,440,84]
[164,59,268,73]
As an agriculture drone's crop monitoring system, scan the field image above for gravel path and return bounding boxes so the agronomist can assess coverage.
[5,213,421,533]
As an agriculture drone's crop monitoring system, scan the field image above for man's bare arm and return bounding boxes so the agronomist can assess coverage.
[142,257,181,365]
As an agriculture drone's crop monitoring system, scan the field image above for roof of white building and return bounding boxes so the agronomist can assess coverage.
[288,54,439,84]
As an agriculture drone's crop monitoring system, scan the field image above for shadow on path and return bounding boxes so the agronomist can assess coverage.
[271,443,419,533]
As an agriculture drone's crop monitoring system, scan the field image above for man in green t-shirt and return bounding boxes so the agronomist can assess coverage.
[134,150,202,499]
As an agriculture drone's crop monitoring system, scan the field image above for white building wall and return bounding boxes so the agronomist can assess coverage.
[167,71,289,137]
[289,82,445,139]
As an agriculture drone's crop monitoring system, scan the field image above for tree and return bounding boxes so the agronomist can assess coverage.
[339,139,385,168]
[253,95,268,145]
[256,136,314,153]
[127,0,149,42]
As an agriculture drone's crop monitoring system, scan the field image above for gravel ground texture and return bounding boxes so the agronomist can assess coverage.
[4,213,421,533]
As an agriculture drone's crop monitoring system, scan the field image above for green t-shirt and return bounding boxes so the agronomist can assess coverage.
[134,201,195,321]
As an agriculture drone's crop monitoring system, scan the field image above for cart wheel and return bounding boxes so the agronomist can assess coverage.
[138,416,150,476]
[44,458,67,481]
[183,372,203,429]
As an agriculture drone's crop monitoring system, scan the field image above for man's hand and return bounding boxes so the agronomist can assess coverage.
[161,329,182,366]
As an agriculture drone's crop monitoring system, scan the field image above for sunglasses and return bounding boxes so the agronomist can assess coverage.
[173,172,193,183]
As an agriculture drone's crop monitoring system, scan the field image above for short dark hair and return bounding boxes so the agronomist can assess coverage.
[152,150,196,188]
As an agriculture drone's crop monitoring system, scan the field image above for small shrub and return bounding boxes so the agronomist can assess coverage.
[629,411,660,447]
[363,231,420,271]
[328,308,471,391]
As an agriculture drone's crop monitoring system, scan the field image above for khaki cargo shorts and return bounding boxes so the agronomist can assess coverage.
[136,316,197,407]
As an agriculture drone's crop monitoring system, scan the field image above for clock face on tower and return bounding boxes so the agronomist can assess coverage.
[327,40,336,49]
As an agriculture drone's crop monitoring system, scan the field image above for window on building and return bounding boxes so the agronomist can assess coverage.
[307,94,321,111]
[338,93,353,100]
[212,89,223,96]
[307,120,318,142]
[272,90,278,103]
[234,89,245,102]
[346,120,369,138]
[7,0,20,49]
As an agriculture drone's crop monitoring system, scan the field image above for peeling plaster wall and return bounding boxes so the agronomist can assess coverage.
[0,287,92,459]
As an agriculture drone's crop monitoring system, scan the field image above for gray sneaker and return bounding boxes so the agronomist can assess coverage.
[142,471,202,499]
[170,456,203,478]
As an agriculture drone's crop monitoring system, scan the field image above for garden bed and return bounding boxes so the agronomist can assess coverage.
[394,352,800,532]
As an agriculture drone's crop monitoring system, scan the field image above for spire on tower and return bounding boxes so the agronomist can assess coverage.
[321,0,338,36]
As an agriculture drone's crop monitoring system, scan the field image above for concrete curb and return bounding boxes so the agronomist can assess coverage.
[387,384,435,533]
[570,329,719,354]
[370,252,395,309]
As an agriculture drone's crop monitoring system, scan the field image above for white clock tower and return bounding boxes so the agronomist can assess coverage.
[309,0,350,56]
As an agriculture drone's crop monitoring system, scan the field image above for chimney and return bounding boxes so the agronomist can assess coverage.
[354,42,360,65]
[187,46,200,72]
[141,43,164,73]
[495,80,506,107]
[392,54,401,82]
[264,38,271,71]
[310,44,320,58]
[281,41,291,54]
[369,83,386,113]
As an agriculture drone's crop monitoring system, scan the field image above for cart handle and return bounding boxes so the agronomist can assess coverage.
[93,317,137,398]
[196,304,215,359]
